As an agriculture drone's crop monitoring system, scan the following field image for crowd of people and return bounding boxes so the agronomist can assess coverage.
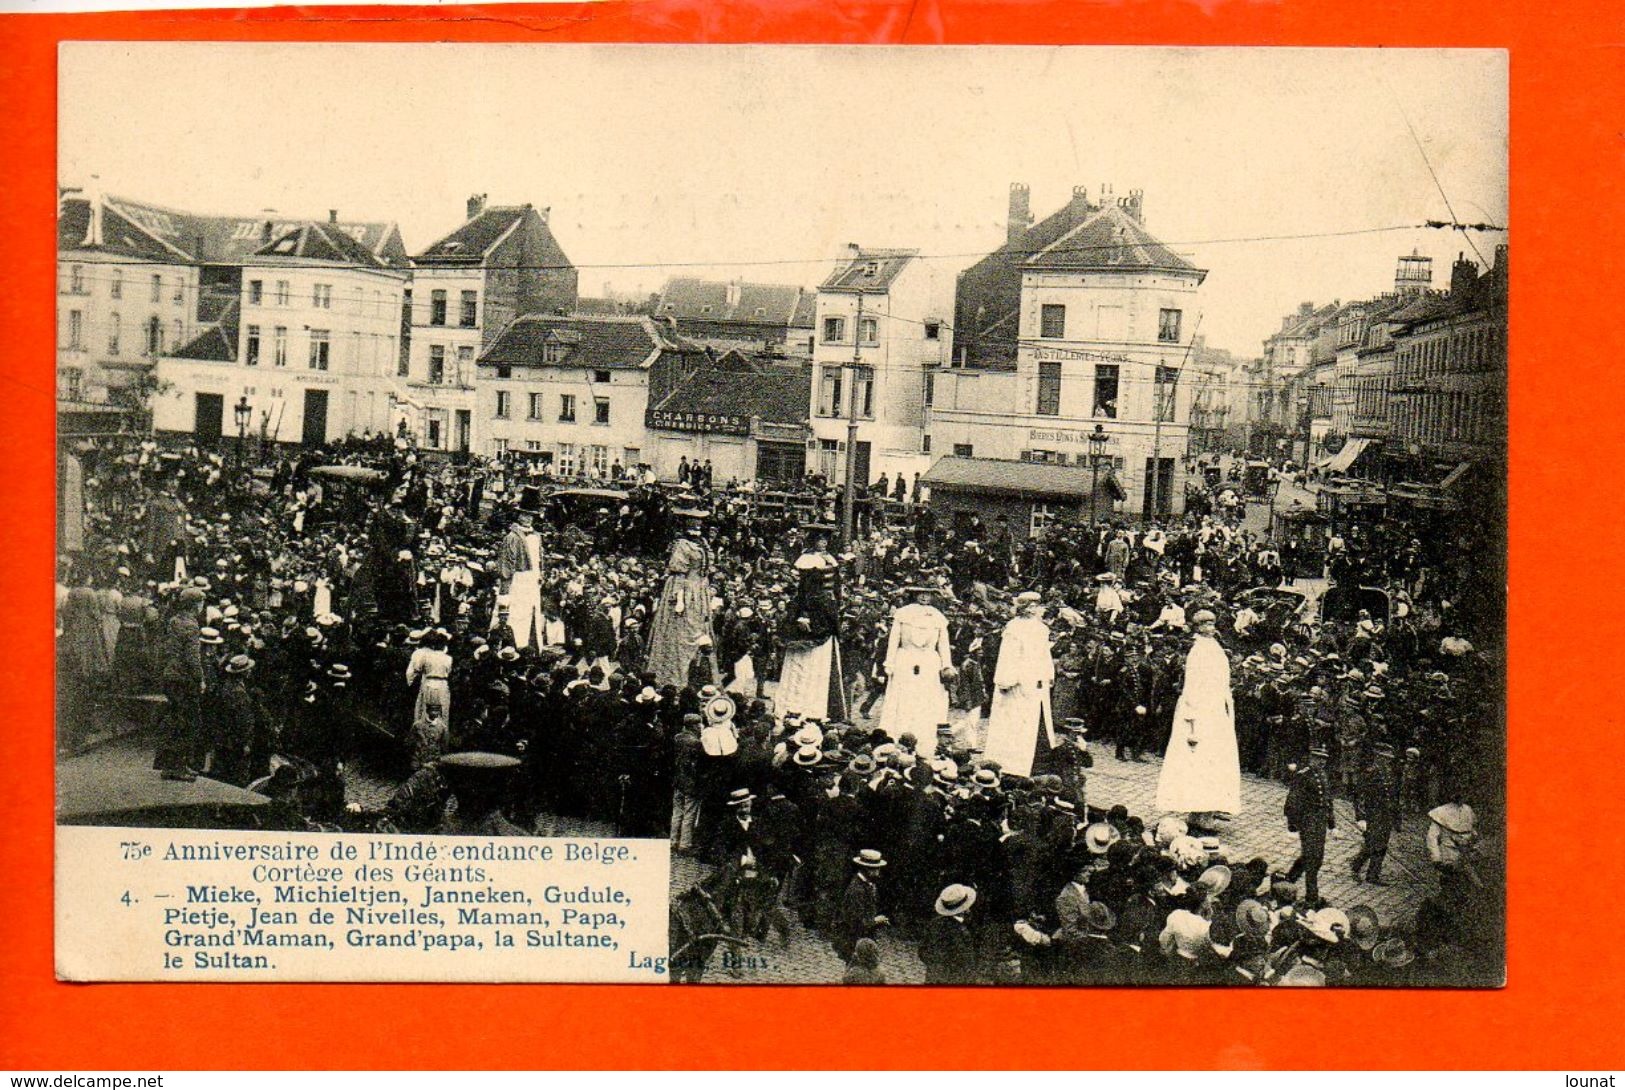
[56,435,1504,986]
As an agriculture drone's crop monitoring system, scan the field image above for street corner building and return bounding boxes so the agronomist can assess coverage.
[928,183,1207,524]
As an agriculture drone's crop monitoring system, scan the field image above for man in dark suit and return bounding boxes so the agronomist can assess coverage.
[919,884,978,984]
[1284,746,1336,905]
[835,849,888,963]
[1351,742,1401,885]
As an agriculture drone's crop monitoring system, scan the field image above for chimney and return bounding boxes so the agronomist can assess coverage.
[725,279,742,309]
[1007,183,1033,243]
[466,193,488,221]
[261,220,274,244]
[82,174,104,247]
[538,206,550,226]
[1394,249,1433,297]
[1450,252,1480,297]
[328,209,338,224]
[1119,188,1144,224]
[1071,184,1092,210]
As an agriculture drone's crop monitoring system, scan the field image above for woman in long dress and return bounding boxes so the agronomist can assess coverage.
[982,592,1056,778]
[876,586,954,756]
[1154,609,1241,827]
[775,532,848,723]
[646,516,717,689]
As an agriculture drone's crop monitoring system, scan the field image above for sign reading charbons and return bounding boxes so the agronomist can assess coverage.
[645,408,751,436]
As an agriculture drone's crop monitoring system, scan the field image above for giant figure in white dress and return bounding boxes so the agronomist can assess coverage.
[1154,609,1242,823]
[876,585,954,757]
[982,592,1056,778]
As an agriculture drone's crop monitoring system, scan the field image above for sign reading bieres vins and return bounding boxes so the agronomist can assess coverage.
[55,827,671,982]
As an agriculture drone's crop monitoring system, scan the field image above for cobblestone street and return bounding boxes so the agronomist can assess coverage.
[349,686,1450,986]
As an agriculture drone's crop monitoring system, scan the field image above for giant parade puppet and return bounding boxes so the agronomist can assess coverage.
[647,510,719,689]
[1154,607,1242,832]
[982,591,1057,777]
[876,584,955,756]
[495,486,546,650]
[775,526,848,723]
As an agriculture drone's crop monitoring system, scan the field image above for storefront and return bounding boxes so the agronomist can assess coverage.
[921,455,1125,537]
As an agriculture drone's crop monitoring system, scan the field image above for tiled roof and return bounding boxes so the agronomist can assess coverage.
[953,194,1107,370]
[1026,204,1201,274]
[413,206,530,265]
[252,223,391,268]
[478,315,699,371]
[171,299,240,363]
[572,297,627,316]
[820,248,918,293]
[655,277,811,327]
[58,198,190,263]
[651,357,809,425]
[790,290,818,329]
[95,195,406,267]
[922,456,1115,501]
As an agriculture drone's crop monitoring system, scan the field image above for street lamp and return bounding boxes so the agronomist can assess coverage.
[1088,423,1108,524]
[1268,468,1282,538]
[233,395,251,469]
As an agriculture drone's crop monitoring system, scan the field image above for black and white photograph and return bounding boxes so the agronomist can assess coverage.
[55,43,1506,987]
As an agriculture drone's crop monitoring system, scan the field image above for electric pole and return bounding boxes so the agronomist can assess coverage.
[841,293,864,546]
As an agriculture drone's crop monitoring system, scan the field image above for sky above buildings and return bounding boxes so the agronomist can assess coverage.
[60,43,1506,356]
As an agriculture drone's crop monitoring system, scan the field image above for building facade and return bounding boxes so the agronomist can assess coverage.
[653,277,816,359]
[931,195,1206,522]
[1386,248,1507,488]
[401,196,579,453]
[476,315,708,476]
[153,223,410,446]
[806,246,954,488]
[644,351,811,484]
[57,194,200,411]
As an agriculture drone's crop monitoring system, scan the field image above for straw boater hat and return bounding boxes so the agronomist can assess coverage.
[725,788,755,808]
[198,626,224,646]
[935,884,977,918]
[793,744,823,767]
[1084,822,1119,855]
[437,752,522,806]
[852,849,887,869]
[224,654,255,675]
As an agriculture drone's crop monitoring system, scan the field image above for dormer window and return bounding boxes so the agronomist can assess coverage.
[863,261,880,278]
[543,342,568,364]
[701,305,713,314]
[273,238,296,253]
[442,241,462,253]
[754,307,766,317]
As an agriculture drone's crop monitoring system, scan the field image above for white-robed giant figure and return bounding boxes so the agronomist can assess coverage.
[876,586,954,757]
[1154,609,1242,821]
[982,592,1056,778]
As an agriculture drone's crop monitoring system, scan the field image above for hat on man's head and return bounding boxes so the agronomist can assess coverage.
[1197,865,1232,896]
[1083,901,1116,934]
[725,788,755,808]
[852,849,887,869]
[1348,905,1382,952]
[198,627,224,645]
[1235,899,1271,940]
[1084,822,1119,855]
[934,884,977,918]
[224,654,255,675]
[793,744,823,767]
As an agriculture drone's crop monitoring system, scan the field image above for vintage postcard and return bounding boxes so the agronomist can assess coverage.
[54,42,1506,986]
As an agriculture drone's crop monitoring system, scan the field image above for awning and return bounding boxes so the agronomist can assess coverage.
[923,456,1123,503]
[1324,437,1373,474]
[1438,461,1473,490]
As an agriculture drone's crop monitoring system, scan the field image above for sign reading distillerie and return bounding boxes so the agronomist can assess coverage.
[645,409,751,436]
